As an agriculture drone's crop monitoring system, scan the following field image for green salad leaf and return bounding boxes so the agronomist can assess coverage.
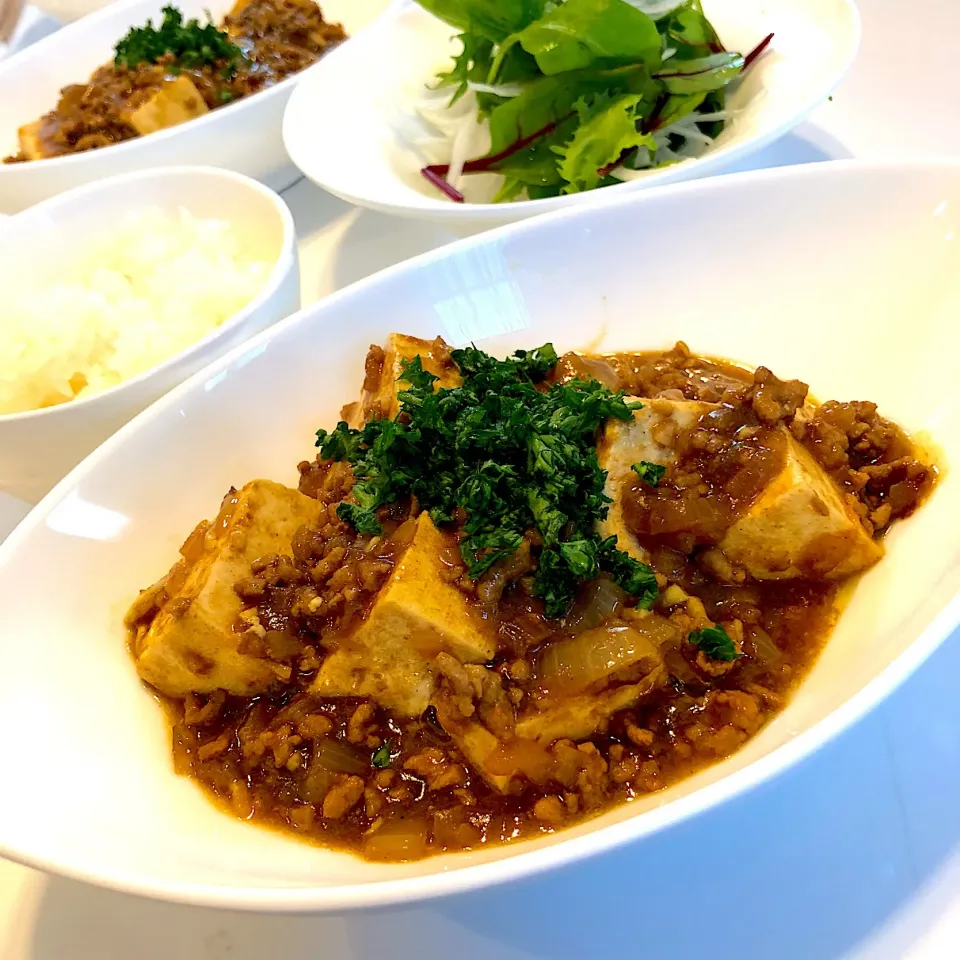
[415,0,546,42]
[315,343,659,618]
[554,93,655,193]
[498,0,662,77]
[486,64,653,155]
[415,0,770,201]
[491,121,576,188]
[437,33,495,103]
[658,0,723,54]
[656,51,744,94]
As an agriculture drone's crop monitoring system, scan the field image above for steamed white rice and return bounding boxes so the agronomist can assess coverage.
[0,206,272,416]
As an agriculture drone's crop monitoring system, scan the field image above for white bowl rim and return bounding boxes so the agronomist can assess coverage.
[0,0,365,174]
[0,164,296,425]
[2,157,958,913]
[282,0,862,224]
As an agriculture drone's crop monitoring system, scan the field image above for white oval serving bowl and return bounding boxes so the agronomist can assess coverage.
[283,0,861,233]
[0,165,298,503]
[0,0,394,212]
[0,159,958,912]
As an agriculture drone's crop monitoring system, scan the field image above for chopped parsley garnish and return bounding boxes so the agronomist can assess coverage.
[315,342,659,617]
[114,5,244,74]
[371,740,393,769]
[632,460,665,487]
[689,625,740,662]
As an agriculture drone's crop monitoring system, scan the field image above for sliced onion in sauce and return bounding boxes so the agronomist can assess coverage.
[362,814,429,862]
[387,517,418,551]
[485,737,555,783]
[537,615,676,695]
[564,578,628,634]
[314,738,368,775]
[748,626,782,665]
[662,643,699,687]
[297,763,336,805]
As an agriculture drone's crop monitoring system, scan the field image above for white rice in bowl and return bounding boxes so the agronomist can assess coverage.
[0,207,272,416]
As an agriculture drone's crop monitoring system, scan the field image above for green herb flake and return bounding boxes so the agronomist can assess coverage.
[632,460,666,487]
[315,341,659,618]
[689,625,741,662]
[554,92,655,194]
[114,4,244,73]
[371,740,393,769]
[336,502,382,536]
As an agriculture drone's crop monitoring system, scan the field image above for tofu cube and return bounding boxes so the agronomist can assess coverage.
[130,480,322,697]
[312,513,495,716]
[446,718,516,794]
[596,397,717,562]
[310,647,438,720]
[353,334,462,427]
[715,435,883,579]
[127,75,209,136]
[16,120,48,160]
[598,396,883,581]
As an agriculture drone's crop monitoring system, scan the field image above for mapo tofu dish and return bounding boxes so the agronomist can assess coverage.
[126,336,935,862]
[5,2,345,163]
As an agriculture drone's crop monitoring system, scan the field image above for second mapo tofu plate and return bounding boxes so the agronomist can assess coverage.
[0,0,391,210]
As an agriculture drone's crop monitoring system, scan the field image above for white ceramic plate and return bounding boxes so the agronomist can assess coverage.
[0,0,393,212]
[283,0,861,232]
[0,160,957,912]
[0,165,298,503]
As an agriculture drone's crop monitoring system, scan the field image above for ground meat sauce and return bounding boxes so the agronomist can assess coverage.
[4,0,344,162]
[134,343,936,862]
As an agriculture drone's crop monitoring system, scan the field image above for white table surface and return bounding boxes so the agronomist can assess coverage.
[2,2,960,956]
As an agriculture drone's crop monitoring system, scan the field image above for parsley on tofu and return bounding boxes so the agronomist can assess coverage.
[632,460,665,487]
[689,625,740,661]
[114,5,244,74]
[315,342,658,617]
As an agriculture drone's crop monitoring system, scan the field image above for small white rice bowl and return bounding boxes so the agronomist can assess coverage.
[0,207,271,415]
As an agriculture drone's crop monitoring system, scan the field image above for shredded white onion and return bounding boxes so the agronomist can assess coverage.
[688,109,735,123]
[447,109,489,189]
[668,123,715,146]
[466,80,528,98]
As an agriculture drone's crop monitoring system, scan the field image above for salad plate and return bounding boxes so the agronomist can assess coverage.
[283,0,861,232]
